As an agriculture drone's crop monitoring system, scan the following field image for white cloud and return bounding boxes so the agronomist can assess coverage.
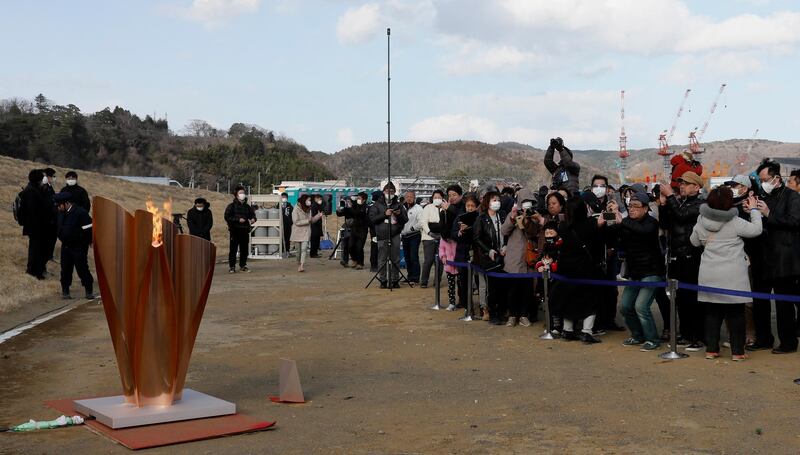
[165,0,261,28]
[409,114,499,142]
[443,39,542,75]
[665,51,763,84]
[337,127,355,145]
[337,3,382,45]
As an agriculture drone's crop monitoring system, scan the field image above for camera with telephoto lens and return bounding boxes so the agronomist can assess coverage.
[651,184,661,201]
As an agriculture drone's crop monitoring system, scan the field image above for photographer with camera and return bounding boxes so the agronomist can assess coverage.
[544,137,580,195]
[339,192,369,270]
[401,191,423,283]
[335,194,359,267]
[500,188,540,327]
[368,182,408,288]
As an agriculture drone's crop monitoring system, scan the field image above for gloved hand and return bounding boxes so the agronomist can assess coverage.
[555,137,564,151]
[549,138,558,149]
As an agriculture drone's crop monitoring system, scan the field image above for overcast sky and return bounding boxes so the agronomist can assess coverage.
[2,0,799,153]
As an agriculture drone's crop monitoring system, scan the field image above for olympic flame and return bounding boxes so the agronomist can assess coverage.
[145,197,172,247]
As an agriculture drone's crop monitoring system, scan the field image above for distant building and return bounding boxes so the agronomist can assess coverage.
[113,176,183,187]
[775,157,800,175]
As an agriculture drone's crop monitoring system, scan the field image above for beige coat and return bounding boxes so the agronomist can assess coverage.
[291,208,320,242]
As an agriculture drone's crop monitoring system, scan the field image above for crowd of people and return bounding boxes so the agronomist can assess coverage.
[314,139,800,362]
[17,139,800,363]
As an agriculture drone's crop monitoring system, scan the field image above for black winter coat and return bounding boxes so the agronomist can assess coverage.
[472,210,507,270]
[57,205,92,247]
[368,196,408,240]
[452,211,478,262]
[610,215,664,279]
[281,202,294,229]
[224,199,256,233]
[310,203,323,236]
[440,200,465,240]
[544,146,580,194]
[60,184,91,212]
[757,186,800,280]
[659,193,703,259]
[340,203,368,234]
[187,203,213,240]
[20,182,51,236]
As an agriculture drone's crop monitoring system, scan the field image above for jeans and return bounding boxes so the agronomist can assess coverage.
[402,234,421,282]
[704,302,745,355]
[420,239,440,286]
[377,235,401,283]
[229,230,249,268]
[620,276,662,344]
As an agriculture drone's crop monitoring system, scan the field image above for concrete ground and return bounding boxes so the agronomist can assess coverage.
[2,256,800,454]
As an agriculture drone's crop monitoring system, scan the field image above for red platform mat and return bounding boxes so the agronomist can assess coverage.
[45,397,275,450]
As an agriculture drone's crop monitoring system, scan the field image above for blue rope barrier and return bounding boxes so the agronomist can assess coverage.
[445,260,800,302]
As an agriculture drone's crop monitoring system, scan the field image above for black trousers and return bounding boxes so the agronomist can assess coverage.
[349,230,367,266]
[45,225,57,261]
[61,243,93,294]
[704,302,745,355]
[655,288,670,332]
[283,225,292,253]
[370,237,378,270]
[229,231,249,268]
[26,233,48,278]
[671,256,703,342]
[596,256,619,328]
[310,226,321,256]
[457,272,469,309]
[751,275,799,350]
[488,273,509,320]
[507,277,534,318]
[750,272,775,346]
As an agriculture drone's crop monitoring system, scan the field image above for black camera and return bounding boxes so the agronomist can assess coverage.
[651,184,661,199]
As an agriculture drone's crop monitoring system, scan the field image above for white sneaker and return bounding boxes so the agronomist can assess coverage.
[459,315,473,321]
[430,304,441,310]
[446,304,456,311]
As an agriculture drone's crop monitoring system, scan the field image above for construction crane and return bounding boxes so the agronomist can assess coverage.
[618,90,629,183]
[657,88,691,180]
[688,83,727,160]
[735,128,759,174]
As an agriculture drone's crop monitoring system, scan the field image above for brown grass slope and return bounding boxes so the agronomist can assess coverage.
[0,155,233,314]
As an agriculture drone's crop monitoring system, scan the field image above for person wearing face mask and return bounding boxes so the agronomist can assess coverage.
[743,159,800,354]
[420,189,445,290]
[500,189,540,327]
[473,191,509,324]
[60,171,90,212]
[335,195,359,267]
[53,192,96,300]
[401,191,423,283]
[368,182,408,288]
[224,186,257,273]
[368,191,383,272]
[186,197,213,241]
[279,192,293,255]
[658,171,705,351]
[19,169,51,279]
[309,194,325,258]
[291,194,324,272]
[452,193,481,318]
[342,192,369,269]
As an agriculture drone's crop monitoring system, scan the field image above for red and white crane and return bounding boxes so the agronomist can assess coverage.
[735,128,758,174]
[688,83,727,160]
[618,90,629,183]
[657,88,691,179]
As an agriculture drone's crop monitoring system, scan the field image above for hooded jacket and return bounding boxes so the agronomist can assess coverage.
[690,204,762,303]
[20,172,51,237]
[224,197,256,233]
[187,201,213,240]
[544,145,580,195]
[670,155,703,190]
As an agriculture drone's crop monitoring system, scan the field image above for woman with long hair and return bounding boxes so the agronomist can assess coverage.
[291,194,323,272]
[473,191,508,324]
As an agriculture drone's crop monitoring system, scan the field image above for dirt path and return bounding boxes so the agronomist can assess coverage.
[1,257,799,454]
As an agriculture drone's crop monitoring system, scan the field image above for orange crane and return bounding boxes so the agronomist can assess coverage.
[688,83,727,160]
[658,89,691,179]
[618,90,629,183]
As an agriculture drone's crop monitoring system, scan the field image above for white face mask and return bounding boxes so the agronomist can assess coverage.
[315,199,322,205]
[761,178,778,194]
[237,193,246,201]
[281,197,287,203]
[490,201,502,211]
[432,198,443,207]
[591,186,607,198]
[356,199,364,205]
[196,206,204,211]
[350,196,357,201]
[66,179,77,186]
[305,200,312,207]
[521,202,533,210]
[384,192,394,201]
[625,196,631,206]
[42,176,49,185]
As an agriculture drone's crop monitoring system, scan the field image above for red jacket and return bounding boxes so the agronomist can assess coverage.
[670,155,703,189]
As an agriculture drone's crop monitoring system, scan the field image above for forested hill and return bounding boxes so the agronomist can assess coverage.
[0,94,333,190]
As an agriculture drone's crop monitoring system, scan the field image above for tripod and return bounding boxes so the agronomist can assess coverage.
[328,228,350,263]
[364,27,411,291]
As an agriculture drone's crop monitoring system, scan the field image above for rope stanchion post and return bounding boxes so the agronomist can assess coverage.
[539,267,556,340]
[659,278,688,360]
[461,263,474,321]
[434,256,441,309]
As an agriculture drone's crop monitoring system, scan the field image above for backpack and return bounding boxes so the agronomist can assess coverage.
[12,189,25,226]
[525,240,540,268]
